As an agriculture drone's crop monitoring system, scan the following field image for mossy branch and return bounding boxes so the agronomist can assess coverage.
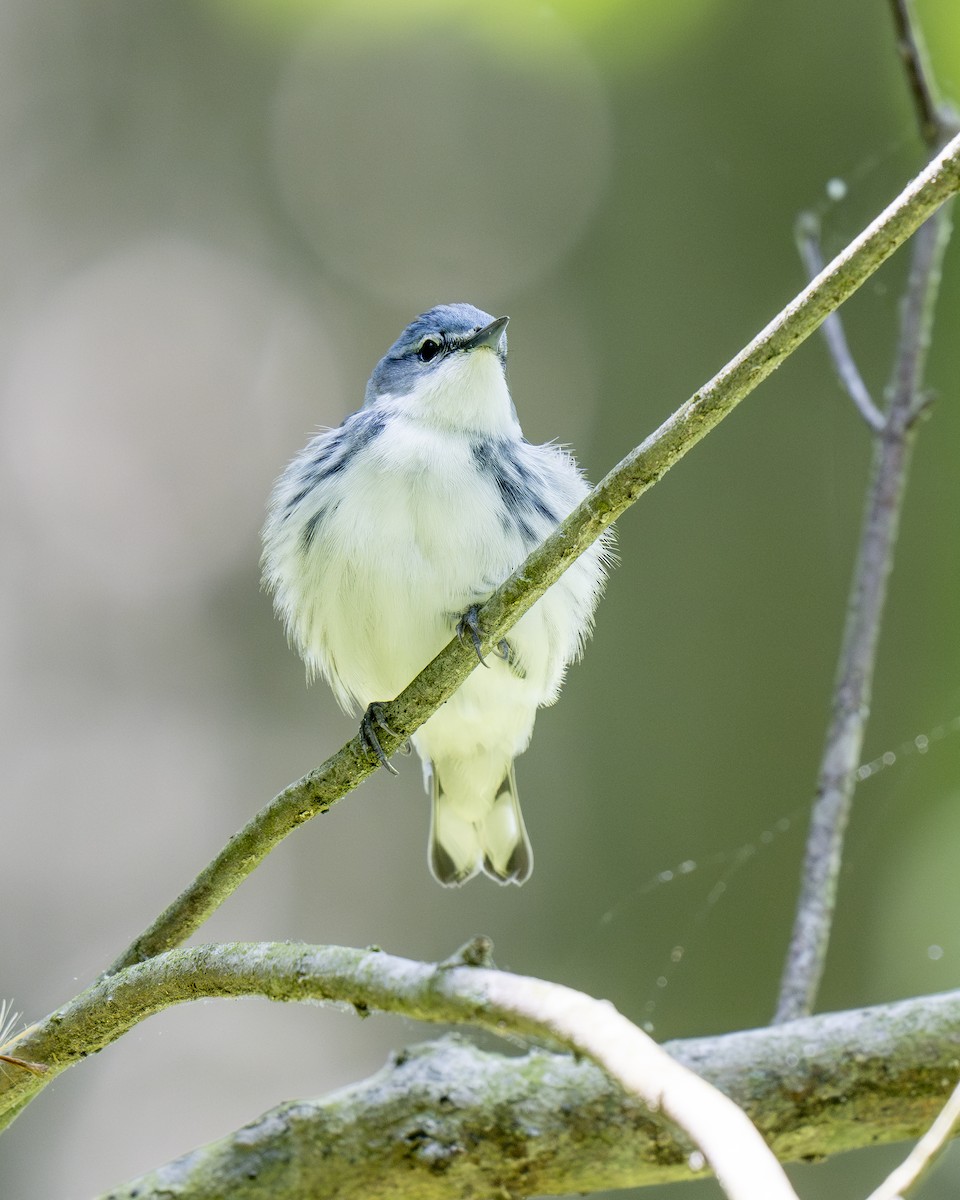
[98,989,960,1199]
[3,940,799,1197]
[3,942,959,1196]
[104,130,960,978]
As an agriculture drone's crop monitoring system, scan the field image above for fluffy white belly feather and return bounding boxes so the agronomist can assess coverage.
[274,418,587,711]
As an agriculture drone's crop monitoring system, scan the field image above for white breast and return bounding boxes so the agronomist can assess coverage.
[264,393,606,730]
[271,417,506,707]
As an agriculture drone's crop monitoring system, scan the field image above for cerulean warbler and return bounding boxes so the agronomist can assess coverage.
[262,304,609,886]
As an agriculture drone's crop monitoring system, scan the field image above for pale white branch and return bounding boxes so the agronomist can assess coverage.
[867,1075,960,1200]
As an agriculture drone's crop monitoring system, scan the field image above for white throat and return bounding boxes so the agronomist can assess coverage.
[401,350,519,438]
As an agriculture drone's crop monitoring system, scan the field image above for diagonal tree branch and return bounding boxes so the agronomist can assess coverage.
[103,131,960,980]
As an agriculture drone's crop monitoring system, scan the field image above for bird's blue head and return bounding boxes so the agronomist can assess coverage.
[364,304,513,432]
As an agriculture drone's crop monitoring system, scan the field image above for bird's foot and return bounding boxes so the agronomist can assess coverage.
[456,605,489,666]
[456,606,516,669]
[359,703,399,775]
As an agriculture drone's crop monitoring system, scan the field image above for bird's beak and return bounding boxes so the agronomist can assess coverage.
[460,315,509,352]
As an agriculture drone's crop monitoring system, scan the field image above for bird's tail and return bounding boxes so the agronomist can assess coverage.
[428,761,533,887]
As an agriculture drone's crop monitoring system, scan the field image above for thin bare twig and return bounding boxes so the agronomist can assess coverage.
[889,0,944,148]
[773,3,957,1024]
[795,212,885,430]
[774,209,954,1024]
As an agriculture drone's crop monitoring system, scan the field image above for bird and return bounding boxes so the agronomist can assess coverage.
[262,303,610,886]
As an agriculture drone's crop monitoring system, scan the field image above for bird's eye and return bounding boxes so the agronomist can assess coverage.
[417,338,441,363]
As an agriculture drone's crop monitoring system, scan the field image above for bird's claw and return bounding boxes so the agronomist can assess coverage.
[359,703,399,775]
[456,606,516,669]
[456,605,489,667]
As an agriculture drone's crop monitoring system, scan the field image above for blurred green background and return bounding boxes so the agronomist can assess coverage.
[1,0,958,1196]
